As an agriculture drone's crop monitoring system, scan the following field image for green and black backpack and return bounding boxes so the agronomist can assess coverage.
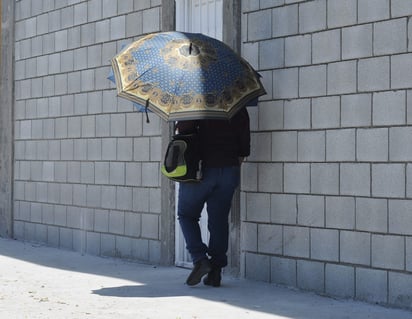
[161,133,202,182]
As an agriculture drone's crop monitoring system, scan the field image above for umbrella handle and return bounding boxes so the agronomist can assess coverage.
[145,100,150,123]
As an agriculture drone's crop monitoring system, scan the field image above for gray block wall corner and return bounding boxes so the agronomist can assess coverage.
[242,0,412,310]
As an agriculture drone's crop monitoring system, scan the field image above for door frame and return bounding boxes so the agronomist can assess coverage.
[172,0,242,275]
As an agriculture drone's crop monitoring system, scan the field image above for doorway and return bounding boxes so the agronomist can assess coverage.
[174,0,223,267]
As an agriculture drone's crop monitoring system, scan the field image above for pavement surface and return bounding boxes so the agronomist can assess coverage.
[0,238,411,319]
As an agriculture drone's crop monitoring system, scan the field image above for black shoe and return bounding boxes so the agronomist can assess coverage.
[203,267,222,287]
[186,259,212,286]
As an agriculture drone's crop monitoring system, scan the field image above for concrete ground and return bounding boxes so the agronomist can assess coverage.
[0,238,411,319]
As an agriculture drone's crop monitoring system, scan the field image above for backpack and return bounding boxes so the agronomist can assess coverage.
[161,133,202,182]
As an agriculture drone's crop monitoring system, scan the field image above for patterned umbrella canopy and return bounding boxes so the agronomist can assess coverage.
[111,31,266,121]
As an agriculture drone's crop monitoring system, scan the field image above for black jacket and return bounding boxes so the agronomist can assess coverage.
[176,108,250,168]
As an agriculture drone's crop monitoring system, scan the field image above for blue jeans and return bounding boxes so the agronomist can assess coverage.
[177,166,240,267]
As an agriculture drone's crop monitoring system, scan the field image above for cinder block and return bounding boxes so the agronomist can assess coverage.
[133,138,150,161]
[55,30,68,52]
[260,38,284,69]
[340,163,370,196]
[101,186,116,210]
[389,272,412,309]
[407,237,412,271]
[357,128,388,161]
[298,131,325,162]
[326,129,355,161]
[284,163,310,194]
[297,260,324,293]
[126,113,143,136]
[54,205,67,227]
[258,163,282,193]
[271,257,297,287]
[60,184,73,205]
[100,233,116,257]
[142,8,160,34]
[373,91,406,126]
[358,57,390,92]
[272,131,297,162]
[372,234,404,270]
[68,27,81,49]
[110,114,126,137]
[74,2,88,25]
[47,225,60,247]
[327,61,357,95]
[86,185,101,208]
[245,252,270,282]
[109,210,125,235]
[273,68,299,99]
[258,224,283,254]
[299,0,326,33]
[392,0,412,17]
[86,231,101,255]
[125,212,141,237]
[356,198,387,233]
[247,10,271,41]
[284,226,309,258]
[131,238,149,261]
[94,209,109,232]
[80,162,94,184]
[133,188,150,213]
[126,11,143,37]
[374,19,407,55]
[358,0,389,23]
[73,184,86,206]
[241,162,257,192]
[341,231,370,265]
[272,5,299,37]
[299,65,327,97]
[391,54,412,89]
[271,194,297,224]
[246,192,271,223]
[116,187,133,211]
[388,200,412,235]
[356,268,387,304]
[117,236,133,258]
[141,163,159,187]
[311,163,339,195]
[298,195,324,227]
[408,164,412,198]
[326,196,355,229]
[241,222,257,252]
[141,213,159,239]
[372,163,405,198]
[284,99,310,130]
[408,90,412,125]
[325,264,355,298]
[250,132,271,162]
[313,29,340,63]
[80,69,95,92]
[285,35,311,67]
[341,93,372,127]
[327,0,357,28]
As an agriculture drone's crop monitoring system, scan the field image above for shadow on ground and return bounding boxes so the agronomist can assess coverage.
[0,238,410,319]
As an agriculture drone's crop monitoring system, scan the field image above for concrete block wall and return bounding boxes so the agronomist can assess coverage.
[13,0,163,263]
[242,0,412,310]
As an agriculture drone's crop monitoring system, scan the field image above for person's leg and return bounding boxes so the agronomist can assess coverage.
[177,179,210,264]
[206,167,240,269]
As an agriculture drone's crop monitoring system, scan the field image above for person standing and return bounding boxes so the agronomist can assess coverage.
[176,107,250,287]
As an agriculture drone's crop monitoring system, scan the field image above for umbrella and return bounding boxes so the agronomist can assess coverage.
[107,68,151,113]
[110,31,266,121]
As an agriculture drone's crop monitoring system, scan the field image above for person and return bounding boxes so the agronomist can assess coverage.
[176,107,250,287]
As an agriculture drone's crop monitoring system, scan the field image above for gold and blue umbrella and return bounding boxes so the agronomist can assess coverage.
[111,31,266,121]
